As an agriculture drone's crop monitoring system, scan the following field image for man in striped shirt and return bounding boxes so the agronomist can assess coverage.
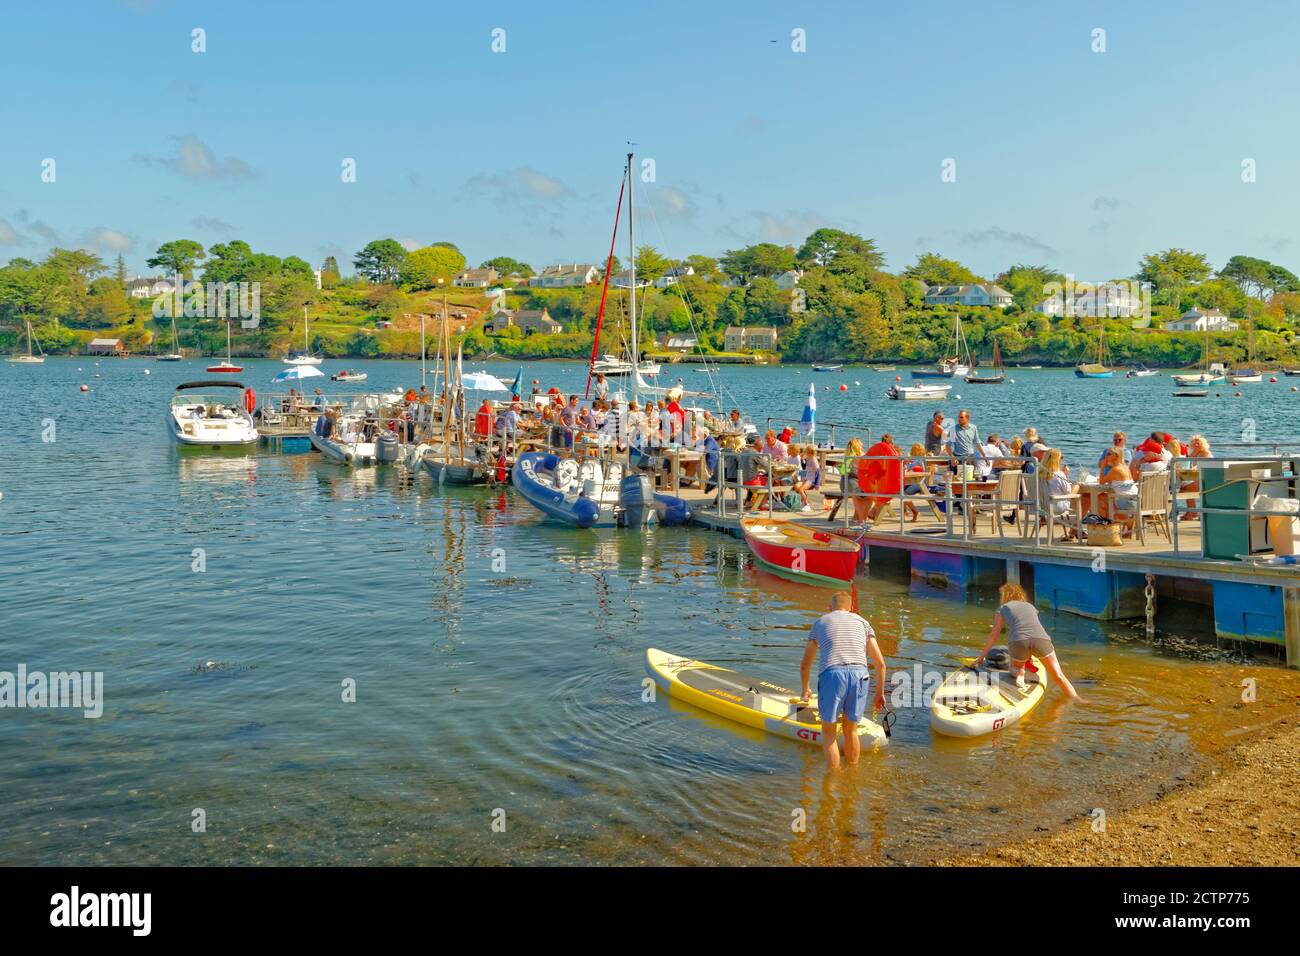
[799,592,888,769]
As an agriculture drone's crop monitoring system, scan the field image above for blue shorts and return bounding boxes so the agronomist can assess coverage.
[817,665,870,724]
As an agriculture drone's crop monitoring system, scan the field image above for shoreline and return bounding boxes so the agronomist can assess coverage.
[942,716,1300,867]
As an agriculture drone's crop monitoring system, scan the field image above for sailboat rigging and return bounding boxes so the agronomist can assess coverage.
[7,319,46,364]
[284,306,322,365]
[156,316,184,361]
[964,338,1006,384]
[1074,323,1113,378]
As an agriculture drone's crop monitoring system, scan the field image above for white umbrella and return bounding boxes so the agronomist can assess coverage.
[461,371,508,392]
[272,365,324,383]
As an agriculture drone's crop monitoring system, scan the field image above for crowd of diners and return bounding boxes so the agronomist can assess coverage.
[820,409,1216,539]
[296,375,1219,540]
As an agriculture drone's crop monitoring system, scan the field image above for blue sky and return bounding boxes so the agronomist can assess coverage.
[2,0,1298,281]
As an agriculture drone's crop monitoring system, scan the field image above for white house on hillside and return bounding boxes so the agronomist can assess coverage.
[453,267,499,288]
[923,283,1014,308]
[532,263,600,288]
[1164,307,1239,332]
[773,269,804,290]
[1034,281,1146,318]
[653,265,695,288]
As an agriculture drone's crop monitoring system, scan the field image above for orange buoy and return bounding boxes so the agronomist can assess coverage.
[1269,376,1278,383]
[839,383,848,391]
[894,375,901,382]
[79,384,89,392]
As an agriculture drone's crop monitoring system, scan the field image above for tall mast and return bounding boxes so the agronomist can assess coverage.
[303,305,310,352]
[627,151,637,404]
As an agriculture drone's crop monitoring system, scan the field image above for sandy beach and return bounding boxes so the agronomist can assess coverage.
[945,716,1300,867]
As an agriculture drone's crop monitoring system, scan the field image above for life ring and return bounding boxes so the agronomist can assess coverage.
[860,441,902,505]
[243,387,256,414]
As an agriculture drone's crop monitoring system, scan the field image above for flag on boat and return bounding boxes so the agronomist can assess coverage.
[509,365,524,397]
[801,383,816,437]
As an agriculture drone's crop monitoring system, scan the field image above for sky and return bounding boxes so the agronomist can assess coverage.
[2,0,1299,281]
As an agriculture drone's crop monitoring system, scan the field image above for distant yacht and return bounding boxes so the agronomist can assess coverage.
[7,319,46,364]
[283,306,323,365]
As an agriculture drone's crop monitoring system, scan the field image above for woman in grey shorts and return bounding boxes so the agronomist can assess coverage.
[974,582,1079,699]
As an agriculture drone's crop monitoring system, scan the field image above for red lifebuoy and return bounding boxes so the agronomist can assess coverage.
[243,388,256,413]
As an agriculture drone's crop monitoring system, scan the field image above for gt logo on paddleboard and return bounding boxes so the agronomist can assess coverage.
[992,718,1004,730]
[796,728,821,741]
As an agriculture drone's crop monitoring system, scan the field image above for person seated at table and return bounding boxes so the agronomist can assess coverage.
[1039,448,1080,538]
[975,437,1002,479]
[626,400,648,449]
[859,434,902,524]
[740,434,772,510]
[312,387,327,410]
[1161,432,1187,457]
[494,402,520,447]
[1094,446,1138,521]
[902,443,932,521]
[1176,434,1213,519]
[1135,433,1171,473]
[762,429,790,462]
[696,427,721,493]
[1100,431,1131,468]
[790,445,822,512]
[474,399,494,440]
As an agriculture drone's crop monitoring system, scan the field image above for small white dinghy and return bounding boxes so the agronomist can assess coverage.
[887,383,952,400]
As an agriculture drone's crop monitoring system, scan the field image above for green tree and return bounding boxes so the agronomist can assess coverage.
[480,256,533,277]
[719,242,796,281]
[1218,255,1299,300]
[1135,248,1212,313]
[353,239,409,284]
[997,264,1065,311]
[796,228,885,276]
[147,240,206,278]
[400,245,467,290]
[635,245,670,284]
[903,252,981,286]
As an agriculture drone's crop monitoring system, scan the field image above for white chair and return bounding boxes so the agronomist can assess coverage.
[1114,471,1172,545]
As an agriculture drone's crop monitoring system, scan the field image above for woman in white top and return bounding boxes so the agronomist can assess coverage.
[1040,448,1078,519]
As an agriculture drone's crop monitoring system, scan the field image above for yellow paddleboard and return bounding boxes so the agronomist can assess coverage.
[930,658,1045,737]
[645,648,888,748]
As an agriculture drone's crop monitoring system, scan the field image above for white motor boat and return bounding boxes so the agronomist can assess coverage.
[886,383,952,400]
[592,353,661,376]
[167,380,258,447]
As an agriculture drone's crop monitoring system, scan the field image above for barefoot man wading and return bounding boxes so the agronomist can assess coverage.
[799,592,888,769]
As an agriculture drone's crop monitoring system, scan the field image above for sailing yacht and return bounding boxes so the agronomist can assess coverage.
[156,317,185,361]
[964,339,1006,383]
[1173,320,1225,386]
[1229,320,1261,383]
[1074,324,1114,378]
[207,319,243,373]
[592,353,661,376]
[7,319,46,364]
[283,307,322,365]
[912,315,972,378]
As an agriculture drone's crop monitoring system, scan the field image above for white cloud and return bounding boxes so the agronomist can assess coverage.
[464,167,574,211]
[397,237,422,251]
[84,226,135,253]
[134,135,255,182]
[649,185,696,223]
[192,216,235,233]
[0,219,20,246]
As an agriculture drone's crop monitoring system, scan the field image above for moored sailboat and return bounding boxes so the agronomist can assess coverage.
[964,339,1006,384]
[912,315,972,378]
[6,319,46,364]
[1074,324,1113,378]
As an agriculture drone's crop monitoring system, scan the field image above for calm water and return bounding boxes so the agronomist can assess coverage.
[2,358,1298,866]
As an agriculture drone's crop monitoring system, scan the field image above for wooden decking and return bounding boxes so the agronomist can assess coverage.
[674,485,1299,587]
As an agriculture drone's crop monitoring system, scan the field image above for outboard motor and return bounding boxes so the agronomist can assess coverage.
[376,431,401,463]
[618,473,656,527]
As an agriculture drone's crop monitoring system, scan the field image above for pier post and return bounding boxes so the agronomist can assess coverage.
[1284,587,1299,669]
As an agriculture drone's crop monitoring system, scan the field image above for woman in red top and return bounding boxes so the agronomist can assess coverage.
[857,434,902,523]
[474,399,494,440]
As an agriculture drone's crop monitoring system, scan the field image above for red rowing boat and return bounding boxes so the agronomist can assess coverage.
[740,518,860,587]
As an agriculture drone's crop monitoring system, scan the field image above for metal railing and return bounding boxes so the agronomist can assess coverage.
[763,418,872,451]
